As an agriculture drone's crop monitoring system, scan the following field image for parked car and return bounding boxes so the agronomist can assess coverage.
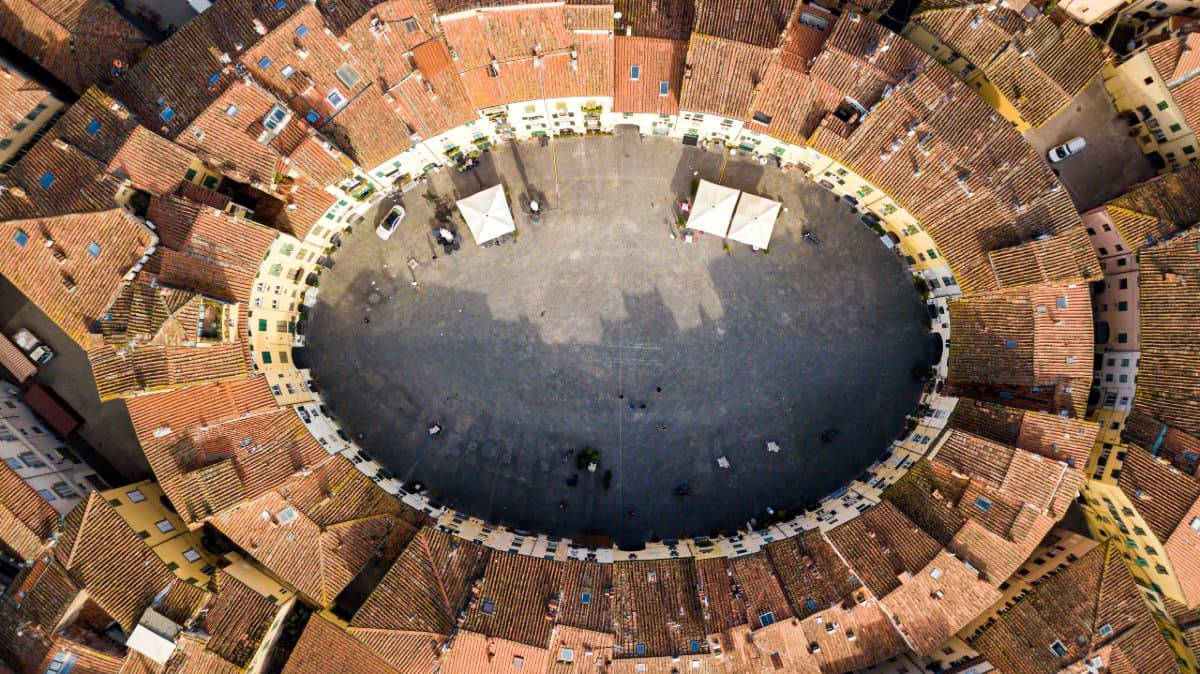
[376,205,406,240]
[13,328,53,365]
[1047,136,1085,163]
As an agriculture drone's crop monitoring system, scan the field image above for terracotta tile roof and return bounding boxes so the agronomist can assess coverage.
[564,3,612,31]
[538,32,612,100]
[352,527,491,634]
[610,559,706,658]
[462,553,563,647]
[88,337,254,402]
[31,634,126,674]
[1094,205,1179,255]
[692,0,798,48]
[211,476,410,605]
[694,557,745,634]
[322,0,439,51]
[946,283,1092,417]
[986,226,1101,291]
[144,194,279,302]
[801,35,1082,294]
[440,630,550,674]
[557,560,613,633]
[825,501,943,598]
[910,4,1108,127]
[200,571,281,667]
[765,528,858,621]
[321,87,412,169]
[174,105,276,192]
[1109,163,1200,230]
[7,556,83,630]
[613,0,693,40]
[546,625,614,674]
[128,382,329,525]
[1147,34,1200,136]
[44,88,198,198]
[109,0,305,137]
[1117,444,1200,541]
[344,627,443,672]
[55,493,209,631]
[0,460,59,561]
[936,429,1081,517]
[388,38,480,139]
[0,0,148,93]
[970,540,1178,674]
[1014,407,1099,468]
[0,208,154,344]
[282,613,402,674]
[0,599,54,673]
[746,63,849,146]
[678,34,774,119]
[0,64,49,133]
[1126,414,1200,477]
[748,599,908,673]
[1128,227,1200,441]
[613,37,686,114]
[1164,496,1200,609]
[729,553,794,628]
[124,375,277,445]
[879,548,1000,654]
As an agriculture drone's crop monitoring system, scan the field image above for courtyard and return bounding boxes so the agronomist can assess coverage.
[303,130,936,546]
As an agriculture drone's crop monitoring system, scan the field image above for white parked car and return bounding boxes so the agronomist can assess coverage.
[375,205,406,240]
[1047,136,1085,163]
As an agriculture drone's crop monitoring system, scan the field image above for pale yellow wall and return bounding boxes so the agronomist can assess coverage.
[1105,56,1200,173]
[103,480,218,585]
[0,93,65,166]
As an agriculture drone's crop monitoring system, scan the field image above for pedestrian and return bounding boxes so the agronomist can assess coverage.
[558,501,566,510]
[363,317,370,324]
[638,403,646,410]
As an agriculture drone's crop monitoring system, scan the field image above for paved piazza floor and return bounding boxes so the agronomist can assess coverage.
[304,130,936,546]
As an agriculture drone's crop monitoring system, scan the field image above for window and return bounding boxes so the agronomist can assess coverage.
[759,612,776,627]
[269,263,283,277]
[630,65,641,81]
[635,643,646,656]
[85,119,102,136]
[51,482,76,498]
[1117,301,1128,311]
[1145,76,1155,85]
[281,64,295,79]
[38,489,56,501]
[1186,145,1196,155]
[155,519,175,533]
[752,111,772,124]
[403,16,419,32]
[261,351,273,364]
[296,23,310,37]
[1170,123,1182,133]
[14,229,29,247]
[87,242,101,258]
[336,64,361,88]
[258,56,273,69]
[127,489,146,503]
[18,452,44,468]
[327,88,347,109]
[1005,340,1019,349]
[38,172,55,189]
[581,592,591,604]
[1119,278,1128,290]
[1049,640,1068,657]
[278,351,289,364]
[3,457,21,470]
[160,107,176,123]
[658,81,670,96]
[974,496,992,512]
[274,0,286,8]
[1191,517,1200,533]
[1117,333,1128,343]
[1157,100,1170,111]
[183,547,202,563]
[276,320,288,332]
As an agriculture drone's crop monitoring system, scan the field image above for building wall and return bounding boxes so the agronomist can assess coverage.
[612,112,677,136]
[0,385,103,516]
[0,91,65,168]
[1104,55,1200,173]
[1057,0,1126,26]
[672,111,746,143]
[104,480,219,587]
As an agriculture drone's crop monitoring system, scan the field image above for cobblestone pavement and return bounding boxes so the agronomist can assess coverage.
[304,130,936,545]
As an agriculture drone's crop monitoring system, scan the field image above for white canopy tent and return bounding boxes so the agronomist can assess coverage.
[456,185,515,245]
[687,180,740,237]
[727,193,781,249]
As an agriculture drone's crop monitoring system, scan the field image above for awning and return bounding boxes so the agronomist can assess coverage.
[456,185,516,245]
[687,180,739,237]
[727,193,781,249]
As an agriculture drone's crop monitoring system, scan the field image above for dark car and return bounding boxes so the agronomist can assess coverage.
[676,483,690,496]
[820,429,839,442]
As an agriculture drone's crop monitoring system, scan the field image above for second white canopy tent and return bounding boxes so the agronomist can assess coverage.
[687,179,780,249]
